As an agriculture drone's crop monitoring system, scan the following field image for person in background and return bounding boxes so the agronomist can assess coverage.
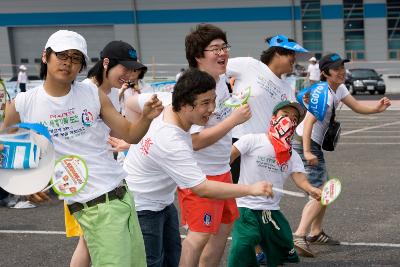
[175,68,186,81]
[17,65,28,93]
[306,57,320,85]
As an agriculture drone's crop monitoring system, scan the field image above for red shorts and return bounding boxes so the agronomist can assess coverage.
[177,171,239,234]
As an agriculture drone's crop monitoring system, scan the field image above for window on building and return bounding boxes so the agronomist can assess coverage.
[91,57,99,63]
[387,0,400,59]
[301,0,322,58]
[20,58,29,64]
[34,58,42,64]
[343,0,365,60]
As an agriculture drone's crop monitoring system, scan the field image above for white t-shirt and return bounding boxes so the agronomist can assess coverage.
[190,76,233,175]
[296,84,349,145]
[18,71,28,84]
[226,57,295,138]
[124,112,206,211]
[307,64,320,81]
[137,78,233,176]
[234,134,305,210]
[15,83,126,203]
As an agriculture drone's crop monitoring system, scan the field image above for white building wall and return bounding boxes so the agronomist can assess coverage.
[322,19,345,56]
[364,19,387,61]
[0,28,13,77]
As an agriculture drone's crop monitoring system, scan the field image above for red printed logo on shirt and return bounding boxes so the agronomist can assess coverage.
[140,137,153,156]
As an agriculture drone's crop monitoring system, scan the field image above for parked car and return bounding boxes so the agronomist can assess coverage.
[345,68,386,95]
[4,75,43,98]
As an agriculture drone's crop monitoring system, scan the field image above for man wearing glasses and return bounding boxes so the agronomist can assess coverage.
[177,23,253,267]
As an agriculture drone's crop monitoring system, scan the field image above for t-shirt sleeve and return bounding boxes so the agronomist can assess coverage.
[226,57,251,78]
[157,133,206,189]
[233,134,255,156]
[190,124,204,134]
[290,150,306,174]
[337,84,350,101]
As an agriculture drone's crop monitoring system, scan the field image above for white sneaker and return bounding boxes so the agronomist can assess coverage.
[10,201,36,209]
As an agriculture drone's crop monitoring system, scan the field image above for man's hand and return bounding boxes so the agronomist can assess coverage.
[229,104,251,126]
[142,94,164,120]
[108,136,130,152]
[374,97,391,113]
[250,181,274,197]
[304,151,318,166]
[308,187,322,201]
[28,192,51,204]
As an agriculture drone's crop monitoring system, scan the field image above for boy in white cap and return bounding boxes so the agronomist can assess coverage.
[1,30,163,267]
[228,100,321,267]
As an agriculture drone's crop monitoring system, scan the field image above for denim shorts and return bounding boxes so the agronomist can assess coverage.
[292,139,328,188]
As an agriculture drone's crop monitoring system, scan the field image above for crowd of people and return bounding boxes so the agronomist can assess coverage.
[0,22,391,267]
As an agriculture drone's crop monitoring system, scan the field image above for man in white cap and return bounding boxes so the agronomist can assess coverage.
[17,65,28,92]
[306,56,320,85]
[1,29,164,266]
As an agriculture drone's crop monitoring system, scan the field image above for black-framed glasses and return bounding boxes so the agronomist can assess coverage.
[54,51,83,64]
[119,78,136,88]
[203,44,231,56]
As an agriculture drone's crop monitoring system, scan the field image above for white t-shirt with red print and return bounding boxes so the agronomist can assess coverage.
[124,112,206,211]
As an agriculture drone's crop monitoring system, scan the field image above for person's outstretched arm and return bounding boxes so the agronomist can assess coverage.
[342,95,391,114]
[190,178,273,199]
[291,172,321,200]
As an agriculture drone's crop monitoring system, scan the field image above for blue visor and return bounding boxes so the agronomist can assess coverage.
[296,82,329,121]
[268,35,308,53]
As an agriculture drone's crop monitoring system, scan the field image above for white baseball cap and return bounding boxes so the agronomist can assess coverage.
[309,56,317,62]
[19,65,27,71]
[45,30,90,63]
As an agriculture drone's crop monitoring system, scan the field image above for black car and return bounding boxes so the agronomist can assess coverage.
[345,68,386,95]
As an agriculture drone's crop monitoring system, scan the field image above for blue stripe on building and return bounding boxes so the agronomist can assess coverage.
[0,4,387,26]
[364,3,387,18]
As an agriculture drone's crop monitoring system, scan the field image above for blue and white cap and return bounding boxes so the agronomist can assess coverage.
[267,34,308,53]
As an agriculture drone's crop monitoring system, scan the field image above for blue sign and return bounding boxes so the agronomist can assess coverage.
[297,82,329,121]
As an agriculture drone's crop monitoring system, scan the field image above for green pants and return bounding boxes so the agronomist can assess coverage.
[228,208,299,267]
[74,189,147,267]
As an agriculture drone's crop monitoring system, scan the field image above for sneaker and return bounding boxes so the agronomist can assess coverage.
[10,201,36,209]
[3,195,20,208]
[307,230,340,245]
[256,252,267,266]
[293,235,315,257]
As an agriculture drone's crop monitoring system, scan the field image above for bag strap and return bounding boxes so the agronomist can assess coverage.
[328,87,336,123]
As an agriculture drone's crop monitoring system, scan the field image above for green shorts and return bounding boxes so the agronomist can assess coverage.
[228,208,299,267]
[74,188,147,267]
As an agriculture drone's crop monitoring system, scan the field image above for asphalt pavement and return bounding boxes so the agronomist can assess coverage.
[1,94,399,267]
